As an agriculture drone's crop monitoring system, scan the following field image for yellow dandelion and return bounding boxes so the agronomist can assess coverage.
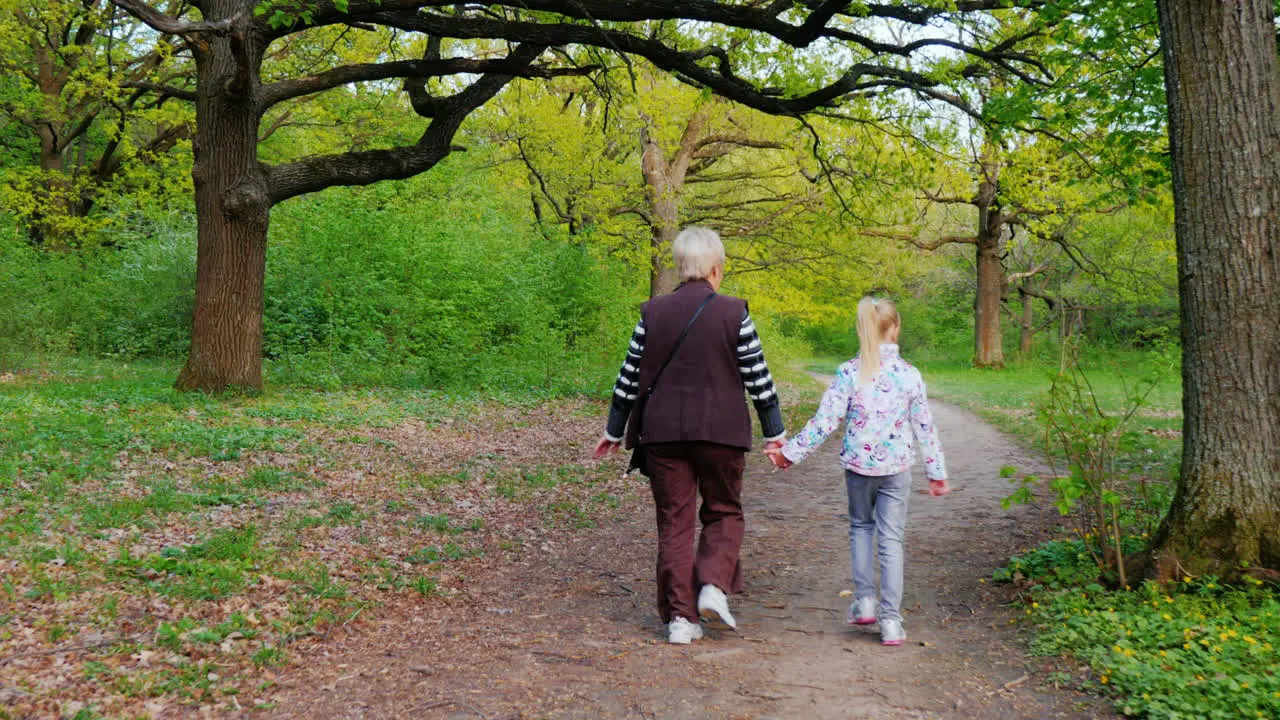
[1245,636,1257,645]
[1032,602,1039,608]
[1100,676,1109,684]
[1159,650,1167,657]
[1162,613,1172,621]
[1220,632,1230,641]
[1241,682,1249,689]
[1183,643,1191,650]
[1183,576,1191,582]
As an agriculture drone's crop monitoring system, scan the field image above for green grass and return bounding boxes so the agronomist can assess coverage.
[0,356,634,715]
[907,348,1280,719]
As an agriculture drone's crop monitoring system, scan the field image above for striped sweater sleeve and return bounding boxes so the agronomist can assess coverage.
[604,316,646,441]
[738,310,785,441]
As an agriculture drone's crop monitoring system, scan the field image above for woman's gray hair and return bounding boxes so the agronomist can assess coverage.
[672,226,726,281]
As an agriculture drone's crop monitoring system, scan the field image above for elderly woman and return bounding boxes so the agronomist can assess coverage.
[594,226,785,644]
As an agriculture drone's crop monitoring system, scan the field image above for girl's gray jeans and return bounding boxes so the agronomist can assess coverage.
[845,469,911,623]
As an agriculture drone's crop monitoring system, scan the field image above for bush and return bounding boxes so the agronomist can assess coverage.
[0,155,645,395]
[261,161,641,392]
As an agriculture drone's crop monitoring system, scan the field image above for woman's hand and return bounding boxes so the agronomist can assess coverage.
[928,479,951,496]
[594,435,621,459]
[764,441,792,470]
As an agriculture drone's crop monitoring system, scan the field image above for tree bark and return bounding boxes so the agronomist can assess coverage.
[640,108,706,298]
[973,168,1005,368]
[1150,0,1280,575]
[1018,290,1034,357]
[175,2,271,392]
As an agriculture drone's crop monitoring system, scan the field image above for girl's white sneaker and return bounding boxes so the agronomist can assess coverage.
[846,596,877,625]
[880,619,906,646]
[668,617,704,645]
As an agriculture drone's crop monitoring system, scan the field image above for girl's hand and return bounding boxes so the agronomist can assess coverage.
[764,446,792,470]
[928,479,951,496]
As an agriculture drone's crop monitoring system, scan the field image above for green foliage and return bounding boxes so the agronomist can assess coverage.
[1,153,643,393]
[263,159,637,392]
[994,539,1100,588]
[1021,577,1279,719]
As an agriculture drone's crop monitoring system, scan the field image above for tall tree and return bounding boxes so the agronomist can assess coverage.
[875,133,1116,367]
[0,0,194,247]
[488,71,823,298]
[102,0,1052,391]
[1149,0,1280,575]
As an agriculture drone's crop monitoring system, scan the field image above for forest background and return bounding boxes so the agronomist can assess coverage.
[1,2,1273,718]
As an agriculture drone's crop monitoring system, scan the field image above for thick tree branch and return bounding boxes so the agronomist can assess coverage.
[107,0,236,35]
[691,135,788,159]
[258,57,597,109]
[921,188,978,205]
[121,80,198,101]
[859,228,979,249]
[1006,259,1053,285]
[367,12,994,118]
[265,44,545,204]
[1018,285,1059,311]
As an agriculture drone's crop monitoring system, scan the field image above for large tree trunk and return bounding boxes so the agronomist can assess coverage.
[640,108,707,298]
[648,223,680,297]
[973,172,1005,368]
[176,2,271,392]
[1150,0,1280,575]
[641,127,680,298]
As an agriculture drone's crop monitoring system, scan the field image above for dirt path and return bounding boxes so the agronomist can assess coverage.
[266,398,1111,719]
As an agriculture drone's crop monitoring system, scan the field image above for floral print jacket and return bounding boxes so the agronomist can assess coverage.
[780,344,948,480]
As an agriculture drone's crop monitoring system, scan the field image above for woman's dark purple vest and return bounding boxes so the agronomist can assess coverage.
[625,279,753,451]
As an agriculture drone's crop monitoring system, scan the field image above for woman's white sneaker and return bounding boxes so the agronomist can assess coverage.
[668,617,704,644]
[880,619,906,646]
[846,596,877,625]
[697,584,737,630]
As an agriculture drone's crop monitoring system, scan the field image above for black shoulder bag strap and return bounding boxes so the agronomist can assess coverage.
[628,292,717,475]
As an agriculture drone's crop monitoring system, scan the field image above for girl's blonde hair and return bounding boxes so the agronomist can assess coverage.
[856,296,900,385]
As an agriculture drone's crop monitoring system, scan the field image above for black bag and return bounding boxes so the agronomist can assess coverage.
[627,293,717,476]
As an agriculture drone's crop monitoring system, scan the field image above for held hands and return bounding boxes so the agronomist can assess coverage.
[593,435,621,460]
[928,479,951,496]
[764,440,792,470]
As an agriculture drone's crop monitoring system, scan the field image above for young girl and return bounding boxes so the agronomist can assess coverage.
[767,296,950,646]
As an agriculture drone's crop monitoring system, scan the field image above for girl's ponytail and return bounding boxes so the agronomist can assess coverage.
[856,296,900,386]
